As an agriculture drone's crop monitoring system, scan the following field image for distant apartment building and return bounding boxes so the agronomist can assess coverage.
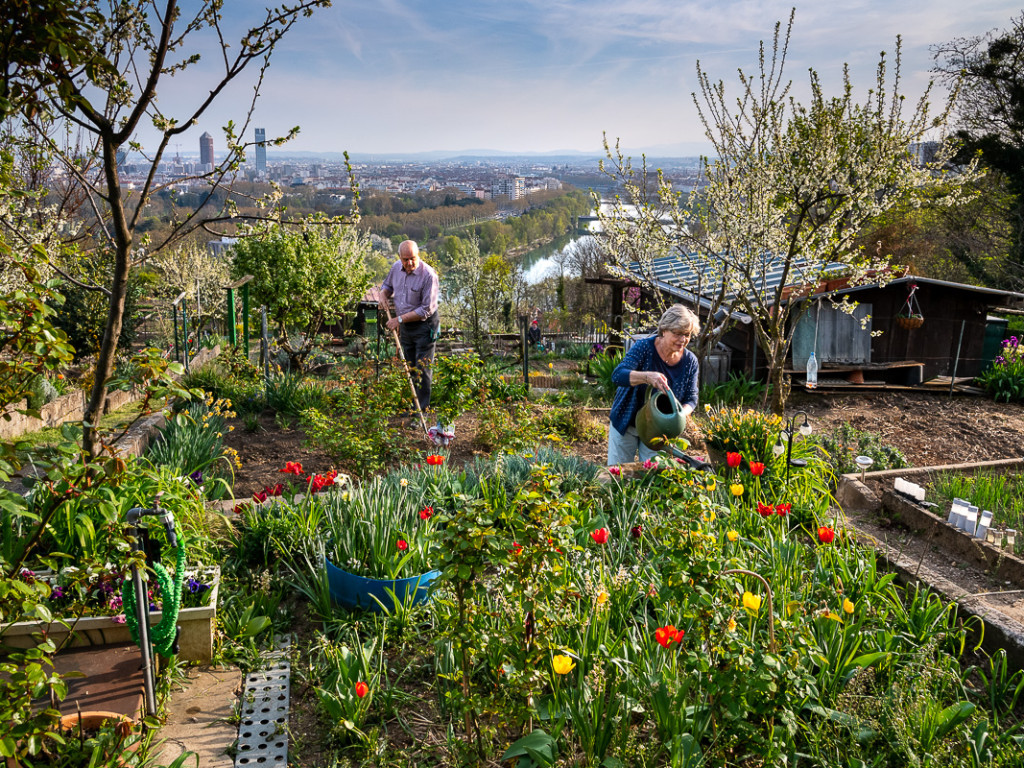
[492,175,525,200]
[199,132,214,171]
[254,128,267,175]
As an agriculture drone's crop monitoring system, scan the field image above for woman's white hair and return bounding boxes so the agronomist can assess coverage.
[657,304,700,337]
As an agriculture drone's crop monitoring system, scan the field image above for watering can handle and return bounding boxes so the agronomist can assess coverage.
[644,383,680,413]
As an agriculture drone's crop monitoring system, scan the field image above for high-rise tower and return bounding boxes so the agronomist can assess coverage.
[254,128,267,175]
[199,131,214,167]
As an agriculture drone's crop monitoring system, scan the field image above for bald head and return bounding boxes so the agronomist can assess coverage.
[398,240,420,273]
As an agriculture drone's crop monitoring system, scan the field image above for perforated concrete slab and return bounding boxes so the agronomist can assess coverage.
[235,636,291,768]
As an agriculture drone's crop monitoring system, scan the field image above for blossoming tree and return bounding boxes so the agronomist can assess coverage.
[3,0,331,456]
[600,12,979,413]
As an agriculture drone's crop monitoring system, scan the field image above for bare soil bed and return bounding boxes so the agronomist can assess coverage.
[223,390,1024,499]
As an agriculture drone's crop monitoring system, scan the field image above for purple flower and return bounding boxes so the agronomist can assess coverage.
[51,586,65,600]
[189,470,203,485]
[187,578,210,595]
[111,614,127,625]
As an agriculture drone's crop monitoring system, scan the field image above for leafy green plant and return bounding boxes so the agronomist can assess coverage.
[815,422,908,475]
[143,397,236,498]
[475,400,543,454]
[588,348,623,400]
[699,371,766,407]
[698,404,785,463]
[536,404,605,444]
[316,474,434,580]
[978,336,1024,402]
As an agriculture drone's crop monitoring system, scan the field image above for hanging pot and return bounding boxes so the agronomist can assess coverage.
[635,386,686,450]
[896,315,924,330]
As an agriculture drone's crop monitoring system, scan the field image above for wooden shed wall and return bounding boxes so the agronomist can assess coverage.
[854,284,990,379]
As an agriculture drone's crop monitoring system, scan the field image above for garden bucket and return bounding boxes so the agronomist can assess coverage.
[635,386,686,449]
[324,558,439,613]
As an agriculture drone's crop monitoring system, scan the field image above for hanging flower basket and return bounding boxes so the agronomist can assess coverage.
[897,283,924,329]
[896,314,924,330]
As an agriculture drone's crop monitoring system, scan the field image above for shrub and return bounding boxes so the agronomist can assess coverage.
[537,404,605,444]
[978,336,1024,402]
[476,400,543,454]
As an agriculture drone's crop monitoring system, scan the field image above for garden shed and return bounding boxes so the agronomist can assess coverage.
[603,254,1024,389]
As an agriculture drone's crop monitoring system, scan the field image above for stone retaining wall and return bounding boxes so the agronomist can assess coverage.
[0,346,221,441]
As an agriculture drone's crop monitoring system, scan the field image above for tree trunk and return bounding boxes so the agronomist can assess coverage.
[83,134,132,458]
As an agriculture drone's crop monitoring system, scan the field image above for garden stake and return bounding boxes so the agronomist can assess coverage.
[381,304,441,445]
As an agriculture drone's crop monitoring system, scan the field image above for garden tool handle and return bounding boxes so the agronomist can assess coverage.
[382,303,431,439]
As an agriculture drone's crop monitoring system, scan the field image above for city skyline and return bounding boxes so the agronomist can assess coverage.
[138,1,1020,157]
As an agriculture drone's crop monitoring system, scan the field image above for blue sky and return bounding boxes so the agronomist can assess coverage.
[149,1,1021,157]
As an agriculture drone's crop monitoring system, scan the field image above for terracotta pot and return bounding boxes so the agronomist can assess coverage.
[59,711,135,735]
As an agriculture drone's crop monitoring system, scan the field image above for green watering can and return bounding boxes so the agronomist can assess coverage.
[636,386,687,450]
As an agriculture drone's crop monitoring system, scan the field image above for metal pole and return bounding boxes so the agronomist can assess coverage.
[261,307,270,382]
[225,286,236,348]
[226,288,237,346]
[172,305,180,363]
[181,301,190,373]
[127,509,158,717]
[950,319,966,397]
[521,316,529,391]
[242,284,251,356]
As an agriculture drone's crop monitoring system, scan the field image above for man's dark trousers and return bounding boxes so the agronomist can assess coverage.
[400,312,439,410]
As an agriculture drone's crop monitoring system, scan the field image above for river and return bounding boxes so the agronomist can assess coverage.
[519,230,598,285]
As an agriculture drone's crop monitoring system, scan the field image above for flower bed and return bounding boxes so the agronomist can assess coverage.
[0,566,220,663]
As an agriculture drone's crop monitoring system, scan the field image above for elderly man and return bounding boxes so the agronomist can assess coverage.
[379,240,441,410]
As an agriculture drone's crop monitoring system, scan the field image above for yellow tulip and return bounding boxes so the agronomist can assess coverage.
[727,530,739,542]
[705,480,716,492]
[730,483,744,497]
[843,598,855,614]
[743,591,761,612]
[552,654,576,675]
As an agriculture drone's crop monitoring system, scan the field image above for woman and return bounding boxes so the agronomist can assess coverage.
[607,304,700,465]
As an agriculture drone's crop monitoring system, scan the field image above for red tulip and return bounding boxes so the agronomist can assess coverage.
[355,681,368,698]
[419,506,433,520]
[749,461,765,476]
[726,452,742,468]
[655,624,684,648]
[280,461,304,475]
[591,527,610,544]
[757,502,774,517]
[397,539,409,551]
[631,525,643,539]
[818,526,835,544]
[252,489,268,503]
[426,454,445,466]
[775,503,791,517]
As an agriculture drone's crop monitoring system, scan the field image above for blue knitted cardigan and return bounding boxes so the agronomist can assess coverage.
[609,336,699,435]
